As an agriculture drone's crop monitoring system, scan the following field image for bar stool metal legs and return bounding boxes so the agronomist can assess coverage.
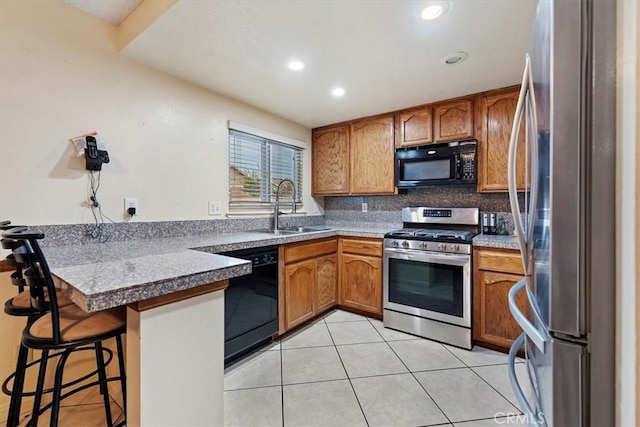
[6,344,29,427]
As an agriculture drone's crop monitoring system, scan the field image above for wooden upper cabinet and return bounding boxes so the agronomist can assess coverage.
[349,115,396,194]
[312,126,350,195]
[433,99,474,142]
[396,107,433,148]
[477,88,527,192]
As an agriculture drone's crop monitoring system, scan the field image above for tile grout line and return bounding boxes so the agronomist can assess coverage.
[280,335,285,427]
[441,341,524,417]
[326,315,370,427]
[467,365,523,415]
[367,317,454,426]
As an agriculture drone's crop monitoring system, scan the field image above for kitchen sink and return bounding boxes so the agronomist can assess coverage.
[253,226,332,235]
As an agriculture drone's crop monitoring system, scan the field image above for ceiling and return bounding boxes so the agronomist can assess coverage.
[64,0,143,26]
[80,0,538,128]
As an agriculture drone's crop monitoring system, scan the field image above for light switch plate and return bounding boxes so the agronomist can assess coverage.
[208,201,222,216]
[361,202,368,212]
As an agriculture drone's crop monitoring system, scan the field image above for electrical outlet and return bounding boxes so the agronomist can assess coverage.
[361,202,368,212]
[208,201,222,216]
[125,197,138,215]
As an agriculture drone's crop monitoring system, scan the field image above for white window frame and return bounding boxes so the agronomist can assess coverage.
[228,122,304,215]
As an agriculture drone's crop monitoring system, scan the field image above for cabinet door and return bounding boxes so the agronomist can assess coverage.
[312,126,350,195]
[340,254,382,315]
[433,100,474,142]
[477,89,528,192]
[349,116,395,194]
[397,107,432,148]
[315,254,338,313]
[473,270,528,349]
[284,260,316,330]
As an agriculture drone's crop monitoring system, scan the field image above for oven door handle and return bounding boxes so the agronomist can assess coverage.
[384,248,470,265]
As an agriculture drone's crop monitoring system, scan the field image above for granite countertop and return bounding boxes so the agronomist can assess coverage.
[472,234,520,250]
[45,224,396,313]
[46,223,521,312]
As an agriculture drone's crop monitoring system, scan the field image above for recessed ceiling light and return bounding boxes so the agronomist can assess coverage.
[441,52,469,65]
[287,60,305,71]
[421,5,443,20]
[331,87,345,97]
[420,1,451,21]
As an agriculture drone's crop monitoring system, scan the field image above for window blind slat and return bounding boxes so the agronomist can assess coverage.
[229,129,303,208]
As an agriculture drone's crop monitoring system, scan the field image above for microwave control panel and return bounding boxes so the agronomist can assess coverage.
[460,152,476,181]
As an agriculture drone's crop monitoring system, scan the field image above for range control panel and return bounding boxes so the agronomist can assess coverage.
[422,209,452,218]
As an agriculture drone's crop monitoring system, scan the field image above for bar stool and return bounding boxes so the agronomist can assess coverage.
[3,227,126,426]
[1,222,76,426]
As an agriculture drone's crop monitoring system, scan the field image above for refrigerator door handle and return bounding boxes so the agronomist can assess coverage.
[525,61,539,248]
[508,55,531,275]
[508,333,541,425]
[509,279,548,352]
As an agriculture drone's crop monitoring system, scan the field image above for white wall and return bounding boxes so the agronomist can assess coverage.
[0,0,314,225]
[616,0,638,425]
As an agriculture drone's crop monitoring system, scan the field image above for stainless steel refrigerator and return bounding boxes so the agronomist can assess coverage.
[506,1,616,426]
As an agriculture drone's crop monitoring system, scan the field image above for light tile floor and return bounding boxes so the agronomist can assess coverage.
[225,309,529,427]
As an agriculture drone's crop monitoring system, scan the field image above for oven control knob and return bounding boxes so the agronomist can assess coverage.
[391,240,399,247]
[263,254,273,263]
[419,242,426,249]
[449,244,459,252]
[438,243,446,251]
[401,241,409,248]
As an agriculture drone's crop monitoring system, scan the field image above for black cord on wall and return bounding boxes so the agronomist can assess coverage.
[86,170,116,243]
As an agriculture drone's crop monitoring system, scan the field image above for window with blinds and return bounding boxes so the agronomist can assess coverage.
[229,129,303,211]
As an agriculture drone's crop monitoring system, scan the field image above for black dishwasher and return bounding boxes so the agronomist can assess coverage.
[221,246,278,364]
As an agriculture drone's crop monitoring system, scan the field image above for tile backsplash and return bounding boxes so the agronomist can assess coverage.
[324,187,524,234]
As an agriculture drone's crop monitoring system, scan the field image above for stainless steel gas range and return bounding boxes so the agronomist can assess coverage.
[383,207,479,349]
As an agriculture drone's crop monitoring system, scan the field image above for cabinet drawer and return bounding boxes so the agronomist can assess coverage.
[340,238,382,257]
[283,238,338,264]
[475,249,524,275]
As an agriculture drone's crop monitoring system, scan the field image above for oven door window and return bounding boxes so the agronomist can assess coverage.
[388,257,463,318]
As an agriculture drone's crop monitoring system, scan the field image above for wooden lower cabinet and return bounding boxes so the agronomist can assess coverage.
[340,253,382,316]
[280,237,382,332]
[284,260,317,330]
[315,254,338,313]
[473,248,527,351]
[280,238,338,332]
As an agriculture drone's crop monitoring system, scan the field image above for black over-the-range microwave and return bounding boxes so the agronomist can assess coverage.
[394,141,477,188]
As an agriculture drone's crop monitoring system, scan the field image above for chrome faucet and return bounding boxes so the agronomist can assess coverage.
[274,179,296,230]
